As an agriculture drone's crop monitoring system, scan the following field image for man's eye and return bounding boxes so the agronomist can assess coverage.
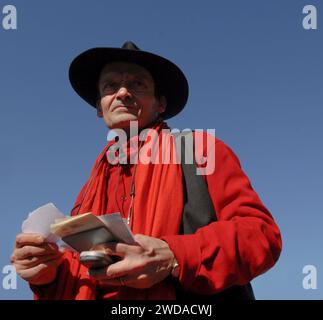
[133,80,146,88]
[103,82,118,90]
[108,82,117,88]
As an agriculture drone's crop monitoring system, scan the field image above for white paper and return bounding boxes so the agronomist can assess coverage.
[21,203,66,243]
[98,213,135,244]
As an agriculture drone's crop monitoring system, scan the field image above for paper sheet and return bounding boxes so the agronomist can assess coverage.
[21,203,65,243]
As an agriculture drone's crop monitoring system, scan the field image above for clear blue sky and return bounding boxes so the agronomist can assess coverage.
[0,0,322,299]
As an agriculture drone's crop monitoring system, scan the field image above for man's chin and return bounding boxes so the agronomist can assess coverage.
[106,116,139,130]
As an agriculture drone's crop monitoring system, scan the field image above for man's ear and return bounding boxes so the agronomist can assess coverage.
[158,96,167,114]
[96,101,103,118]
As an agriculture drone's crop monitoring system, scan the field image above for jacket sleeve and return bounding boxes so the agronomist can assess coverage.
[30,250,97,300]
[161,135,282,294]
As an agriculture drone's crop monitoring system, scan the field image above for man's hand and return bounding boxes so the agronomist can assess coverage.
[10,233,64,286]
[88,234,177,289]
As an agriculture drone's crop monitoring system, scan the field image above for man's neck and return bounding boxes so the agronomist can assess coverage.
[125,118,162,140]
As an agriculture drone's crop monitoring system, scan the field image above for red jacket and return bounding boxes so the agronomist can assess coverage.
[31,131,282,299]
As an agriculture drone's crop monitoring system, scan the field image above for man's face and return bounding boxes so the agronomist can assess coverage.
[97,62,166,130]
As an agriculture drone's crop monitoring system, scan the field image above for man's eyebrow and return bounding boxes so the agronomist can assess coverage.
[131,72,152,80]
[99,73,119,82]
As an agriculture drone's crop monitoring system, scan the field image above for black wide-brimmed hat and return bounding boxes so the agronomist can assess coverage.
[68,41,189,119]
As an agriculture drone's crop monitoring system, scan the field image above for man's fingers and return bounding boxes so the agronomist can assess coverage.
[91,242,142,257]
[88,258,142,280]
[98,272,151,289]
[18,257,63,282]
[18,263,47,281]
[13,243,60,260]
[100,280,122,286]
[90,242,122,255]
[15,233,46,248]
[99,278,126,286]
[133,234,149,244]
[14,253,62,269]
[106,258,142,278]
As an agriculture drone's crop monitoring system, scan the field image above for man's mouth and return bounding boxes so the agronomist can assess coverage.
[113,105,136,111]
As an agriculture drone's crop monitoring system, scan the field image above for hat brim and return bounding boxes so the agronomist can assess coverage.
[68,47,189,120]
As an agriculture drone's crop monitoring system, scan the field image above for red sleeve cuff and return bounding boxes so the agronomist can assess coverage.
[161,234,201,291]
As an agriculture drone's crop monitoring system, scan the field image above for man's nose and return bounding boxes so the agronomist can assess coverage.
[115,86,132,101]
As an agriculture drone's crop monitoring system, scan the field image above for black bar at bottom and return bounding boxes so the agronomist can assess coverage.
[0,300,322,319]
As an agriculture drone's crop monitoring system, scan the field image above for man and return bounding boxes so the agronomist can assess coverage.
[11,42,282,300]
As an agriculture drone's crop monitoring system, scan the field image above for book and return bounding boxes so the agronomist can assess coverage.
[50,212,135,253]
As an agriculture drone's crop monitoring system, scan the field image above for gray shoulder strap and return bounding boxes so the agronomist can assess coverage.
[172,131,217,234]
